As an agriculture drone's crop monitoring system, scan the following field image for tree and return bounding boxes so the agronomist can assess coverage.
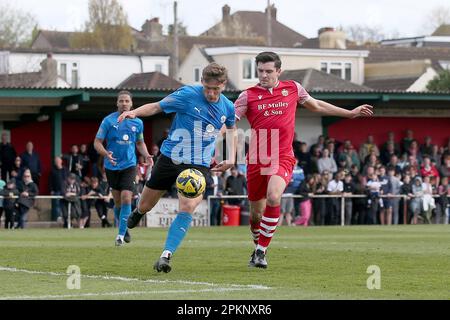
[426,70,450,92]
[70,0,134,51]
[344,24,386,45]
[0,3,37,48]
[422,5,450,34]
[168,22,188,36]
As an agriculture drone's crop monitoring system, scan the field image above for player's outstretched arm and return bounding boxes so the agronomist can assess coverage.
[303,97,373,119]
[118,102,163,122]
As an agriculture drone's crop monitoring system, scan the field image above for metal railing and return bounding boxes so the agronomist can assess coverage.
[207,194,450,227]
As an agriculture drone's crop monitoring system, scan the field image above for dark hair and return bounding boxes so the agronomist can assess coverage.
[255,51,281,69]
[202,63,228,83]
[118,90,132,99]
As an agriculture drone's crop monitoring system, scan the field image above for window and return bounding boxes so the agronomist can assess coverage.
[71,62,79,88]
[320,61,352,81]
[0,52,9,74]
[60,63,67,81]
[155,64,162,73]
[243,59,258,80]
[193,66,201,83]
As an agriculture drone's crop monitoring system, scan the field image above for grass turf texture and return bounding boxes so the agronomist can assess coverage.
[0,225,449,300]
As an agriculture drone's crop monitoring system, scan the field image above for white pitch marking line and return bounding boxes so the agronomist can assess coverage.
[1,287,261,300]
[0,266,271,291]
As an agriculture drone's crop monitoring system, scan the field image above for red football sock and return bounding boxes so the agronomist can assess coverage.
[250,217,260,246]
[257,205,280,251]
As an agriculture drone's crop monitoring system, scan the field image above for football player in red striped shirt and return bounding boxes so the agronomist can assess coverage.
[235,51,373,268]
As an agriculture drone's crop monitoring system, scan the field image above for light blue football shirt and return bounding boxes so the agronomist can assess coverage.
[96,112,144,171]
[159,85,235,167]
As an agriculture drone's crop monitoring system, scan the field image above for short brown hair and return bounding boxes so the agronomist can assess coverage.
[202,63,228,83]
[118,90,132,99]
[255,51,282,69]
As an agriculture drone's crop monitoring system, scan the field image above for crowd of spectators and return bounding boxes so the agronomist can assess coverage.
[0,129,448,228]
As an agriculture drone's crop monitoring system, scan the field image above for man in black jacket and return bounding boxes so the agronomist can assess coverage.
[0,132,17,182]
[49,156,68,221]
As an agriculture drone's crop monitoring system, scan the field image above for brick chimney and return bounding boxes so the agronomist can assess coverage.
[39,52,57,87]
[222,5,231,21]
[142,18,163,41]
[265,4,277,20]
[318,27,347,49]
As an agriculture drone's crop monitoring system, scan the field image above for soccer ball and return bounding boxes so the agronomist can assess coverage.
[176,168,206,198]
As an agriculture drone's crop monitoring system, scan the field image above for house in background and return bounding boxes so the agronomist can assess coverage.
[178,45,369,89]
[380,24,450,48]
[0,48,170,88]
[201,4,307,47]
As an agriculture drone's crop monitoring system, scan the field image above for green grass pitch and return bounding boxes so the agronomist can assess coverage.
[0,225,449,300]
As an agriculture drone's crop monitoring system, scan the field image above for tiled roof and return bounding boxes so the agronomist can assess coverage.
[363,77,419,91]
[0,72,42,88]
[201,10,307,47]
[350,44,450,63]
[280,68,371,91]
[117,72,183,90]
[432,24,450,36]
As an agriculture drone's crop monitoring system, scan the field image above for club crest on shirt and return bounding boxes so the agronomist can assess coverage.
[131,126,137,132]
[258,95,263,100]
[206,124,215,133]
[123,134,129,141]
[221,115,226,123]
[282,89,289,97]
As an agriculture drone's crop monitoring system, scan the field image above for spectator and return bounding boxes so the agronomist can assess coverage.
[381,131,400,156]
[388,166,402,225]
[309,135,325,155]
[420,136,434,157]
[318,148,337,174]
[380,141,398,166]
[309,146,321,174]
[296,142,312,175]
[387,154,402,175]
[15,169,38,229]
[79,177,91,228]
[401,129,414,155]
[378,166,393,225]
[61,173,81,228]
[292,132,302,161]
[436,177,449,224]
[225,166,247,206]
[408,140,423,164]
[353,174,368,225]
[20,141,42,186]
[79,144,90,178]
[48,156,68,222]
[430,144,442,166]
[410,176,424,225]
[150,143,160,158]
[87,142,101,178]
[366,171,381,225]
[209,171,224,226]
[326,171,344,225]
[338,140,360,171]
[64,144,84,179]
[279,160,304,226]
[421,176,435,224]
[438,154,450,178]
[398,153,409,172]
[362,152,380,175]
[325,139,339,164]
[294,174,315,226]
[313,172,329,225]
[342,173,355,225]
[420,156,440,187]
[400,174,413,224]
[2,179,19,229]
[0,132,17,182]
[86,176,112,228]
[156,128,170,154]
[359,135,380,163]
[0,179,4,227]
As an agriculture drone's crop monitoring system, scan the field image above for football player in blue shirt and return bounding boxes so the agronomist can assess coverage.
[118,63,237,273]
[94,91,152,246]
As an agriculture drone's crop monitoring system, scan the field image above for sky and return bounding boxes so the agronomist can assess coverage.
[6,0,450,38]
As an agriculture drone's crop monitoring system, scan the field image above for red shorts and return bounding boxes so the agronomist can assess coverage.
[246,157,297,202]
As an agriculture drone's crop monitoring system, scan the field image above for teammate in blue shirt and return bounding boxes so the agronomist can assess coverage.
[94,91,152,246]
[118,63,237,273]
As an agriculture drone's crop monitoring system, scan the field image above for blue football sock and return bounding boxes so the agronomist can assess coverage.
[119,204,132,237]
[114,207,120,227]
[164,212,193,255]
